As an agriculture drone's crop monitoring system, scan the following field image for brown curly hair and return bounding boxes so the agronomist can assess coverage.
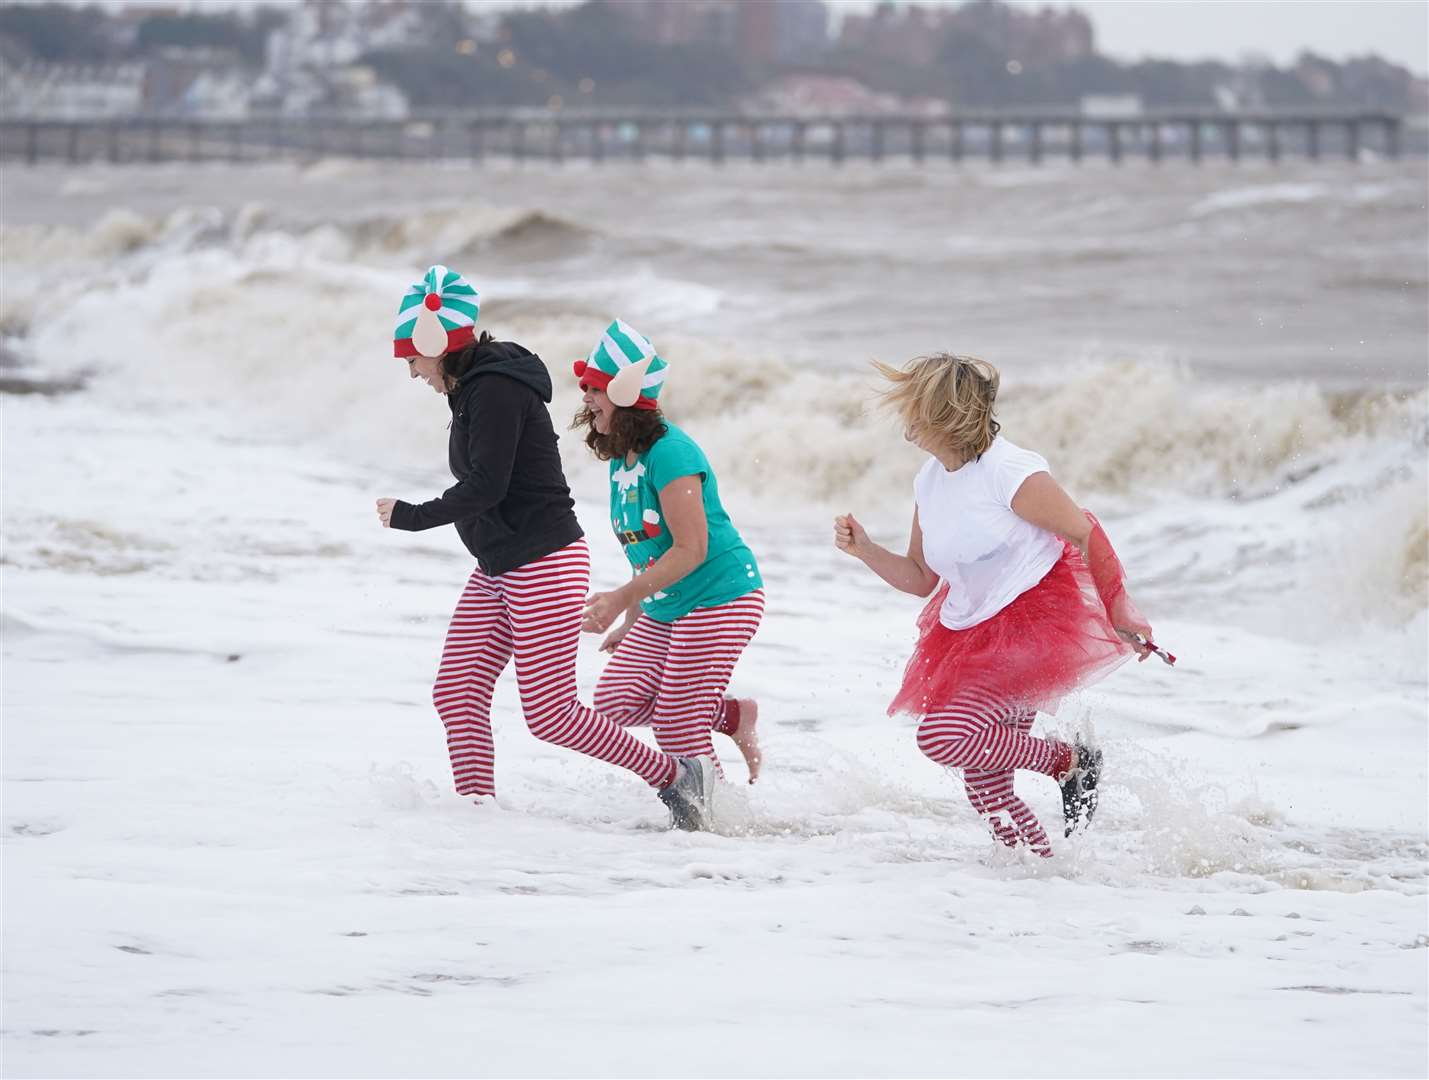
[572,404,669,462]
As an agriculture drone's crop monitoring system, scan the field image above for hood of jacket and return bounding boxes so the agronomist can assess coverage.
[451,339,552,405]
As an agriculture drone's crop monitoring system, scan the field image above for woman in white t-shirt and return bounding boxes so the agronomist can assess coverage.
[834,354,1156,858]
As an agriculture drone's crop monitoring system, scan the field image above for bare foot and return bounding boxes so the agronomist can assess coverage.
[726,698,762,784]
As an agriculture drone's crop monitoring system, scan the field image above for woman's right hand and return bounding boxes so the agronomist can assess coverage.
[599,624,630,654]
[834,513,870,559]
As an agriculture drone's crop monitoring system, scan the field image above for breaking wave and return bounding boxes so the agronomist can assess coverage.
[4,182,1424,630]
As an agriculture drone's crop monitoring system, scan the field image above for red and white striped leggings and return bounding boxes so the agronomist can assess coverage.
[916,689,1069,858]
[432,540,676,797]
[594,590,765,774]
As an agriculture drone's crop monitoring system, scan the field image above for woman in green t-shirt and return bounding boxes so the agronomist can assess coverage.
[573,321,766,796]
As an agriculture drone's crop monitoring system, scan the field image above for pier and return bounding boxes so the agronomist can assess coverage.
[0,109,1404,166]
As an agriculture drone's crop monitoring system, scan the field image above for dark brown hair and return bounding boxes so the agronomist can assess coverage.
[572,404,668,462]
[438,330,496,389]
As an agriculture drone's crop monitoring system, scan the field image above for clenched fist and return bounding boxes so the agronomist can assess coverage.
[833,512,870,559]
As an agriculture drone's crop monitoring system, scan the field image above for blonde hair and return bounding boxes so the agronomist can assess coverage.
[873,353,1001,460]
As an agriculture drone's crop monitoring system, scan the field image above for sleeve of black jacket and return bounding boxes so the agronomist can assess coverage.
[388,378,524,531]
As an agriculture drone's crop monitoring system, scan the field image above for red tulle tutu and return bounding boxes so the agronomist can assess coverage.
[888,534,1135,717]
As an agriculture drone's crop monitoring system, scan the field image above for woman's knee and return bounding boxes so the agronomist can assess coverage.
[431,676,463,719]
[592,679,628,719]
[916,716,967,762]
[524,700,579,745]
[915,722,940,760]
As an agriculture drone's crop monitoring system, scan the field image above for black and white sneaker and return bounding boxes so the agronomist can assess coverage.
[1059,739,1103,838]
[658,756,716,832]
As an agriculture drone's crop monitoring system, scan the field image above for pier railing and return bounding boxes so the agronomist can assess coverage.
[0,109,1404,166]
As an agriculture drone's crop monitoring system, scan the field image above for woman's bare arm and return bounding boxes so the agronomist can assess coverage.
[834,507,940,597]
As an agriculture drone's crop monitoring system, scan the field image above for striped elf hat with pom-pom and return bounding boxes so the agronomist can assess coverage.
[393,265,480,358]
[573,319,668,410]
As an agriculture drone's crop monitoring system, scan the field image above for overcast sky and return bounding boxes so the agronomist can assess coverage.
[1000,0,1428,74]
[89,0,1429,76]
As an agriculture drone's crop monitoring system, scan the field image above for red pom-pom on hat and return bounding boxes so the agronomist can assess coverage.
[573,359,588,377]
[423,293,442,311]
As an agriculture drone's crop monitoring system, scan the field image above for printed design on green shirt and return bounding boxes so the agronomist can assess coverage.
[607,424,762,623]
[613,471,671,603]
[612,460,645,494]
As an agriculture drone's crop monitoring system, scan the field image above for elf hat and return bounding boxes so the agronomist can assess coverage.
[393,265,480,358]
[573,319,668,410]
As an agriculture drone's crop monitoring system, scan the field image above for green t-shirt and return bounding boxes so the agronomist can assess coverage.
[608,423,762,623]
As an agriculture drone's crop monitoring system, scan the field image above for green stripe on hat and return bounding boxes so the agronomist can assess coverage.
[606,322,647,365]
[441,298,479,320]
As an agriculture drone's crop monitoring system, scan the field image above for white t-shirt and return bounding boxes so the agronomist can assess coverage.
[914,436,1064,631]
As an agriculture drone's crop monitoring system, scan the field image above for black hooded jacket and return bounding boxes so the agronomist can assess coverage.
[389,340,583,575]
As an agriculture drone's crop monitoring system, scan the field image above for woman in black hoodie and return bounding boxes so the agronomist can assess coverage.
[375,267,715,829]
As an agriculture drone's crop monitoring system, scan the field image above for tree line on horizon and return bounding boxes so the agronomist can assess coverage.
[0,0,1420,115]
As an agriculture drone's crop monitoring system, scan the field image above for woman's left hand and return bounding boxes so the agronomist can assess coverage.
[582,591,625,634]
[1116,620,1156,661]
[376,498,397,528]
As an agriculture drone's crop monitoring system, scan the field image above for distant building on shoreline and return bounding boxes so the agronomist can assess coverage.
[744,74,949,117]
[838,1,1095,69]
[1,63,145,119]
[615,0,828,64]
